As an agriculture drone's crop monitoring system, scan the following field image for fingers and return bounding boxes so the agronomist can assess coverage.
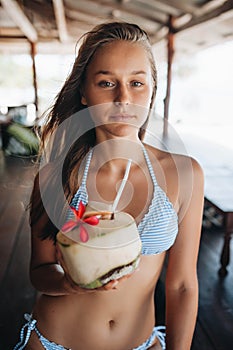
[101,274,131,291]
[103,280,119,290]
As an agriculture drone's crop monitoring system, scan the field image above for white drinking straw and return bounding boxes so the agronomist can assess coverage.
[111,159,132,213]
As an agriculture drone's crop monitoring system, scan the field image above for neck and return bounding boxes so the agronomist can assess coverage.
[92,139,144,171]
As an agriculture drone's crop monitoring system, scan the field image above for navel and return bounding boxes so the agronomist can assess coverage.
[109,319,116,329]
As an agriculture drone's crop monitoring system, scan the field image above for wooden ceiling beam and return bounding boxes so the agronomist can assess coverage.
[173,14,193,29]
[1,0,38,42]
[52,0,69,42]
[175,0,233,33]
[0,27,24,37]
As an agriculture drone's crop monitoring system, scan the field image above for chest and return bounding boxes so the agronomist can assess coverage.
[86,165,154,223]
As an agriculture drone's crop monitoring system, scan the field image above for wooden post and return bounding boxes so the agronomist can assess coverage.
[30,41,38,112]
[163,16,175,136]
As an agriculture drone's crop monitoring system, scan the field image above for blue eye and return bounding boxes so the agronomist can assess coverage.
[99,81,114,87]
[132,81,143,87]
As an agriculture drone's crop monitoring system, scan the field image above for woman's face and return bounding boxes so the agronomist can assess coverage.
[81,40,154,139]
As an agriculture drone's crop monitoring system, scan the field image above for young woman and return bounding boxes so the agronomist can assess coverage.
[14,22,204,350]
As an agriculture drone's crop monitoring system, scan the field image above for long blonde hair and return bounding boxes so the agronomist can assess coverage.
[31,21,157,240]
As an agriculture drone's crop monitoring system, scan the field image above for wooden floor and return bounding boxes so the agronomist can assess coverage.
[0,154,37,349]
[0,152,232,350]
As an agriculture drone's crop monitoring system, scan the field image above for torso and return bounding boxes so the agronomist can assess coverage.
[30,143,181,350]
[32,254,164,350]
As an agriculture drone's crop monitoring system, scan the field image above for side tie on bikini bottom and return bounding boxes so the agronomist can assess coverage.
[133,326,166,350]
[14,314,71,350]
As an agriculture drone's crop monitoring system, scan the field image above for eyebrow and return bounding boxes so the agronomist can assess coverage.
[94,70,147,76]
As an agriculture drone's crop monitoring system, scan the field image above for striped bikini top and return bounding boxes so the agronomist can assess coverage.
[70,145,178,255]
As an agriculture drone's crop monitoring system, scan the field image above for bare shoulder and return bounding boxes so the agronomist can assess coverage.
[144,143,204,212]
[171,152,204,189]
[144,142,203,179]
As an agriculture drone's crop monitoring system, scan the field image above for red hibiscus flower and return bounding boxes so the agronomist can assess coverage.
[61,201,99,242]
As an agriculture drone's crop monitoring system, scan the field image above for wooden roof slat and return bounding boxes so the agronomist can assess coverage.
[150,25,169,44]
[194,0,229,16]
[65,7,107,24]
[52,0,69,42]
[152,0,196,14]
[1,0,38,42]
[175,0,233,32]
[123,1,168,25]
[66,0,168,26]
[135,0,183,16]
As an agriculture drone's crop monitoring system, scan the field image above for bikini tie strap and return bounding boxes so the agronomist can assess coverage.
[68,149,93,213]
[132,325,166,350]
[141,144,158,188]
[155,326,166,350]
[13,314,37,350]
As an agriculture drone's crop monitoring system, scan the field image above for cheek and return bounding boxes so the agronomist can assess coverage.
[137,93,152,109]
[137,85,153,105]
[85,91,111,106]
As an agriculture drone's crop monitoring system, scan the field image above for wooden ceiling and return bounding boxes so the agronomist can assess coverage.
[0,0,233,57]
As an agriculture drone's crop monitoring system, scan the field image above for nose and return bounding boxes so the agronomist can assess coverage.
[114,84,130,106]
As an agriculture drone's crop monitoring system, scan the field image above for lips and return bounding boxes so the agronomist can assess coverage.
[109,114,135,122]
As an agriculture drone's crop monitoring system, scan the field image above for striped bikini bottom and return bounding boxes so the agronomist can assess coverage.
[14,313,166,350]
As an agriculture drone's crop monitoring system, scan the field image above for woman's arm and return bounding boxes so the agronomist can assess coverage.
[165,158,204,350]
[29,169,121,296]
[30,229,80,295]
[29,166,86,296]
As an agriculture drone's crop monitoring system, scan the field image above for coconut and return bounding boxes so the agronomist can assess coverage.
[57,211,141,289]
